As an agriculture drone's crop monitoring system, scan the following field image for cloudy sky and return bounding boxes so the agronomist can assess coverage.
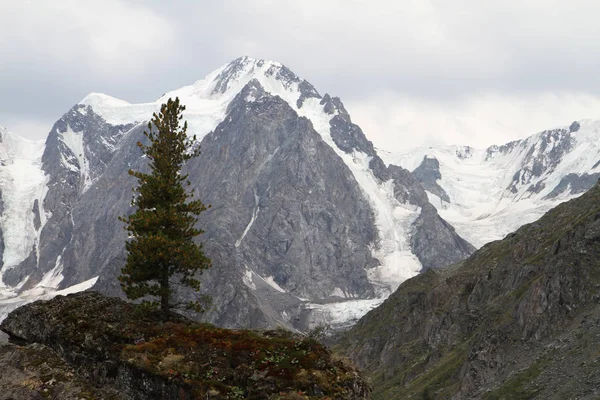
[2,0,600,151]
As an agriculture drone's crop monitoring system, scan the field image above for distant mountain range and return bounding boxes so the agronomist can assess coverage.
[380,119,600,247]
[0,57,597,331]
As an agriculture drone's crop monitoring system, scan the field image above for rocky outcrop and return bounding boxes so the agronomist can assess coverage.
[1,291,371,399]
[506,128,575,195]
[339,182,600,399]
[544,172,600,199]
[411,203,475,270]
[412,156,450,202]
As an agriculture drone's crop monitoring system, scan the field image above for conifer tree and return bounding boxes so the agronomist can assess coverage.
[119,97,211,318]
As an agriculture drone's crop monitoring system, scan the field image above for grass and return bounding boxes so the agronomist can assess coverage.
[372,343,468,399]
[120,322,361,398]
[483,356,548,400]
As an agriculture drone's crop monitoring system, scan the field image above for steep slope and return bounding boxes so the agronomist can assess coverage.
[0,111,132,319]
[3,106,135,288]
[0,107,134,321]
[340,181,600,399]
[382,120,600,248]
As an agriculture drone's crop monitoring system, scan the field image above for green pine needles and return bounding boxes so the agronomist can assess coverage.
[119,97,211,318]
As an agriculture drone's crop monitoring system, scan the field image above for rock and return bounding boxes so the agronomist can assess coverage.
[412,156,450,203]
[1,291,371,399]
[569,121,581,133]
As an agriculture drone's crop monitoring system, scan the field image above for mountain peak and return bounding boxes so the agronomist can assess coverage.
[160,56,320,106]
[69,57,322,133]
[79,92,131,109]
[211,56,284,95]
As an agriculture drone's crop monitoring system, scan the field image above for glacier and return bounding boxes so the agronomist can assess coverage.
[0,127,47,271]
[380,120,600,248]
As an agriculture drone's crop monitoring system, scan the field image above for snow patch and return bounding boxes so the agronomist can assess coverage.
[0,276,98,323]
[37,255,65,289]
[263,276,286,293]
[242,267,256,290]
[236,190,260,248]
[305,298,385,330]
[425,190,446,210]
[60,124,92,190]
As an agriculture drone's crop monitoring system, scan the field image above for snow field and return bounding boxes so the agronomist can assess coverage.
[382,120,600,248]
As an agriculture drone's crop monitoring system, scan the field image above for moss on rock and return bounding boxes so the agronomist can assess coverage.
[1,292,371,399]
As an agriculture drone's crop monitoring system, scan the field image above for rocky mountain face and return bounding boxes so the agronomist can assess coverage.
[339,181,600,399]
[3,106,135,288]
[0,57,474,329]
[1,291,371,399]
[383,120,600,248]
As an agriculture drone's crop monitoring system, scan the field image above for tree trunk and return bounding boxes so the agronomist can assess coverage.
[160,272,169,319]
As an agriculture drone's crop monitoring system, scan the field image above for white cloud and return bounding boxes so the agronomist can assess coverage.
[2,0,600,145]
[0,0,177,78]
[0,117,52,142]
[198,0,600,97]
[346,92,600,151]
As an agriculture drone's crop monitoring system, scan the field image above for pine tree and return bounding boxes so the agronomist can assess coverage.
[119,97,211,318]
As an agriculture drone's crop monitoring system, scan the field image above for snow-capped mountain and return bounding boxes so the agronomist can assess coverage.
[380,120,600,248]
[0,57,476,328]
[10,56,599,330]
[0,125,99,320]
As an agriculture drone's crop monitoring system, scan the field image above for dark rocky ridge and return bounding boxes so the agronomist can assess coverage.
[412,156,450,203]
[1,291,371,399]
[339,181,600,399]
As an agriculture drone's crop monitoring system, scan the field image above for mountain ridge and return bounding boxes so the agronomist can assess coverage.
[0,57,596,332]
[380,119,600,247]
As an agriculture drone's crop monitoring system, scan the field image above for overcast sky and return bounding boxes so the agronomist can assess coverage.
[2,0,600,151]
